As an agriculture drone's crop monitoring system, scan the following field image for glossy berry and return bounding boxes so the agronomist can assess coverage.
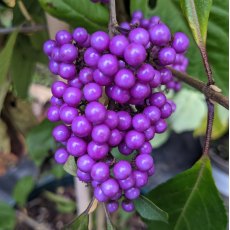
[55,30,72,45]
[119,175,135,190]
[60,106,78,124]
[149,24,171,46]
[47,105,60,122]
[136,154,154,171]
[125,187,140,200]
[172,32,189,53]
[137,63,155,83]
[98,54,119,76]
[54,148,68,164]
[109,35,129,57]
[77,155,95,173]
[91,31,110,52]
[83,82,102,101]
[92,124,111,144]
[91,162,109,182]
[108,129,122,146]
[143,106,161,124]
[150,92,167,108]
[125,130,145,150]
[73,27,88,44]
[132,113,151,132]
[113,160,132,180]
[94,186,108,202]
[52,124,70,142]
[43,40,56,56]
[59,63,76,80]
[129,28,150,46]
[87,141,109,160]
[158,47,176,66]
[139,142,152,155]
[106,201,119,213]
[133,170,148,187]
[79,67,93,84]
[67,136,87,157]
[72,116,92,137]
[117,111,132,131]
[114,69,135,89]
[101,178,119,197]
[84,47,100,68]
[63,87,82,107]
[60,44,78,63]
[122,200,135,212]
[155,119,167,133]
[77,169,91,183]
[161,102,173,118]
[105,110,118,129]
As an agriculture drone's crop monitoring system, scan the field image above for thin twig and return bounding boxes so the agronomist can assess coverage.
[116,0,128,22]
[203,100,214,155]
[168,67,229,110]
[18,0,35,24]
[16,210,51,230]
[0,25,46,34]
[109,0,118,37]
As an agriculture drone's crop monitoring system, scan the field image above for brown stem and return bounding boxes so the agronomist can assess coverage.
[168,67,229,110]
[116,0,128,22]
[203,100,214,155]
[0,25,46,34]
[108,0,118,37]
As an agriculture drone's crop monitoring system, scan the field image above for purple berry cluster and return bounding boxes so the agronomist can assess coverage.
[43,10,189,213]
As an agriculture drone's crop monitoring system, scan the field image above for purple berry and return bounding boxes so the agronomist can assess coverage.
[63,87,82,107]
[67,136,87,157]
[43,40,56,56]
[149,92,167,108]
[132,10,143,20]
[155,119,167,133]
[124,43,146,67]
[72,116,92,137]
[105,111,118,129]
[117,111,132,131]
[84,47,100,68]
[125,187,140,200]
[98,54,119,76]
[59,63,76,80]
[47,105,60,122]
[85,101,107,124]
[158,47,176,66]
[49,60,59,75]
[125,130,145,150]
[51,47,61,62]
[119,175,135,190]
[101,178,119,197]
[144,126,155,141]
[132,113,151,132]
[108,129,122,146]
[137,63,155,83]
[51,81,67,98]
[92,124,111,144]
[94,186,109,202]
[130,82,151,100]
[77,155,95,173]
[87,141,109,160]
[79,67,93,84]
[114,69,135,89]
[160,68,173,84]
[149,70,162,88]
[139,141,152,155]
[91,31,110,52]
[91,162,110,182]
[133,170,148,187]
[73,27,88,44]
[121,199,135,212]
[161,102,172,118]
[55,30,72,45]
[109,35,129,57]
[172,32,189,53]
[60,44,78,63]
[143,106,161,124]
[60,106,78,124]
[149,24,171,46]
[113,160,132,180]
[77,169,91,183]
[148,166,155,176]
[118,142,133,155]
[110,85,131,104]
[93,69,113,86]
[129,28,149,46]
[83,82,102,102]
[52,124,70,142]
[54,148,68,164]
[135,154,154,171]
[106,201,119,213]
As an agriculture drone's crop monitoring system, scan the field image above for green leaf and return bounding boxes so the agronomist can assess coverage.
[150,130,170,148]
[194,104,229,140]
[180,0,212,45]
[12,176,35,207]
[169,89,207,132]
[63,155,77,176]
[147,155,227,229]
[64,213,89,230]
[51,163,66,179]
[111,147,135,161]
[39,0,109,33]
[26,119,57,166]
[130,0,228,96]
[0,201,16,230]
[0,31,18,84]
[134,195,168,223]
[134,196,168,223]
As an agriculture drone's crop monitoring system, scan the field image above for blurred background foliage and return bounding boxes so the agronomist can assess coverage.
[0,0,228,229]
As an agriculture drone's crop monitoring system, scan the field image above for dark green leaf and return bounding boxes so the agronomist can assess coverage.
[63,156,77,176]
[180,0,212,45]
[0,31,17,84]
[134,195,168,223]
[12,176,35,207]
[51,163,66,179]
[26,119,57,166]
[111,147,134,161]
[147,156,227,230]
[130,0,228,95]
[0,201,16,230]
[64,213,89,230]
[39,0,109,33]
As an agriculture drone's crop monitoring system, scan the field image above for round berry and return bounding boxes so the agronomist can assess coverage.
[109,35,129,57]
[143,106,161,124]
[98,54,119,76]
[117,111,132,131]
[91,162,109,182]
[110,85,130,104]
[43,40,56,56]
[92,124,111,144]
[54,148,68,164]
[51,81,67,98]
[52,124,70,142]
[101,178,119,198]
[160,68,173,84]
[63,87,82,107]
[60,44,78,63]
[132,113,151,132]
[105,110,118,129]
[155,119,167,133]
[125,130,145,150]
[149,92,167,108]
[84,47,100,68]
[113,160,132,180]
[59,63,76,80]
[119,175,135,190]
[60,106,78,124]
[77,169,91,183]
[91,31,110,52]
[118,142,133,155]
[87,141,109,160]
[149,24,171,46]
[137,63,155,83]
[108,129,122,146]
[77,155,95,173]
[114,69,135,89]
[121,199,134,212]
[49,60,59,75]
[94,186,109,202]
[106,201,119,213]
[83,82,102,102]
[47,105,60,122]
[133,170,148,188]
[135,154,154,171]
[79,67,93,84]
[72,116,92,137]
[85,101,107,124]
[67,136,87,157]
[158,47,176,66]
[124,43,146,67]
[93,69,113,86]
[172,32,189,53]
[73,27,88,44]
[129,28,149,46]
[144,126,155,141]
[55,30,72,45]
[125,187,140,200]
[161,102,172,119]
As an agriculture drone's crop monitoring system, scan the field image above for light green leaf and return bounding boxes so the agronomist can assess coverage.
[0,31,17,84]
[0,201,16,230]
[134,195,168,223]
[130,0,228,95]
[180,0,212,45]
[169,89,207,132]
[26,119,57,166]
[194,104,228,140]
[63,155,77,176]
[147,155,227,229]
[39,0,109,33]
[111,147,134,161]
[64,213,89,230]
[150,130,170,148]
[12,176,35,207]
